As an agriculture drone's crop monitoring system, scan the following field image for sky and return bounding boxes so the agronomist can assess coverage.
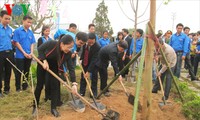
[58,0,200,36]
[0,0,200,37]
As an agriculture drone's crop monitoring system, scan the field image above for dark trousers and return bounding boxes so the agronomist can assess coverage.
[174,52,183,78]
[80,65,98,97]
[34,63,50,106]
[117,53,124,77]
[123,56,130,76]
[15,58,32,90]
[190,55,195,66]
[47,60,60,109]
[185,53,197,80]
[98,62,109,92]
[194,54,200,76]
[0,51,13,93]
[152,67,174,99]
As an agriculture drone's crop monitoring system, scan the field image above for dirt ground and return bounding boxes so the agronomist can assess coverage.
[38,83,186,120]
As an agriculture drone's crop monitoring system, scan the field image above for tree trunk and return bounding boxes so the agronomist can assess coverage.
[141,0,156,119]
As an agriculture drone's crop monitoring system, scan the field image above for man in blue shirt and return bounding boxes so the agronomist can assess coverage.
[183,27,198,81]
[0,10,14,97]
[88,23,99,41]
[13,15,36,91]
[169,23,189,78]
[129,29,144,57]
[53,23,77,40]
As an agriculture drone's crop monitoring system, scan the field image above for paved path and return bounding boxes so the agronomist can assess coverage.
[180,71,200,96]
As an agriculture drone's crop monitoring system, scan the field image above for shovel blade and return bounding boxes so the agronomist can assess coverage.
[68,99,85,113]
[91,102,106,111]
[128,94,135,105]
[102,110,120,120]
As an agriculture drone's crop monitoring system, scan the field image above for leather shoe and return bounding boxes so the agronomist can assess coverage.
[51,109,60,117]
[152,90,157,93]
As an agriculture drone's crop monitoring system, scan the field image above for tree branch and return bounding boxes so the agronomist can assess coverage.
[130,0,136,13]
[117,0,135,22]
[137,1,149,18]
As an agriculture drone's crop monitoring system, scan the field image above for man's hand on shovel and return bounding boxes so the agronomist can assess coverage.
[157,71,161,77]
[118,75,123,82]
[42,60,49,70]
[84,72,89,79]
[71,82,78,95]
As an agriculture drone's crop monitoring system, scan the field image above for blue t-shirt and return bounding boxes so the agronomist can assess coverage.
[0,24,13,52]
[54,29,76,53]
[130,37,143,55]
[41,36,52,43]
[169,32,189,56]
[13,26,36,58]
[98,37,110,48]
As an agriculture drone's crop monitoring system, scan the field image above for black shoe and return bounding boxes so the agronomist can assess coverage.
[44,97,51,102]
[191,78,199,81]
[57,101,63,107]
[51,109,60,117]
[104,92,111,97]
[3,91,9,95]
[22,87,28,91]
[152,90,157,93]
[80,93,85,97]
[162,96,168,101]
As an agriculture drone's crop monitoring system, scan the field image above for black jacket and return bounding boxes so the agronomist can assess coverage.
[37,40,76,82]
[80,42,101,72]
[97,42,120,74]
[125,35,132,56]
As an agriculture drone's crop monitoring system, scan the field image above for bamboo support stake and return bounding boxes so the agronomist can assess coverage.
[132,25,147,120]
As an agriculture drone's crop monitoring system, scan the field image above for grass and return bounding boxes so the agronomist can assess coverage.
[0,66,119,120]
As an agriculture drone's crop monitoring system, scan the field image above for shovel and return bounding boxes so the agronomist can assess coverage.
[63,66,85,113]
[157,76,172,109]
[156,66,172,108]
[76,55,106,111]
[32,54,120,120]
[119,80,135,105]
[157,75,166,105]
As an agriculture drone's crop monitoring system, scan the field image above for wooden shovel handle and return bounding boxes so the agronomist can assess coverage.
[158,76,165,98]
[119,80,129,96]
[76,54,95,97]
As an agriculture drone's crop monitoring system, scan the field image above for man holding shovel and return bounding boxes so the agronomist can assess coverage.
[95,40,128,97]
[79,33,101,98]
[152,38,177,101]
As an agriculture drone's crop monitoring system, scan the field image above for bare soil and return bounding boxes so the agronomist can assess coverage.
[39,83,186,120]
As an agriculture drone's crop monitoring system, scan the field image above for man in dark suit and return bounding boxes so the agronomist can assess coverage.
[122,28,132,77]
[79,33,101,98]
[96,40,128,97]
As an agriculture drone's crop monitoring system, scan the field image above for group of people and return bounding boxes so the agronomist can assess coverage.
[0,10,132,117]
[152,23,200,101]
[1,10,200,118]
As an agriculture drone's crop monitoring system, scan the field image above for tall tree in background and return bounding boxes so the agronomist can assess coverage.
[92,0,113,38]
